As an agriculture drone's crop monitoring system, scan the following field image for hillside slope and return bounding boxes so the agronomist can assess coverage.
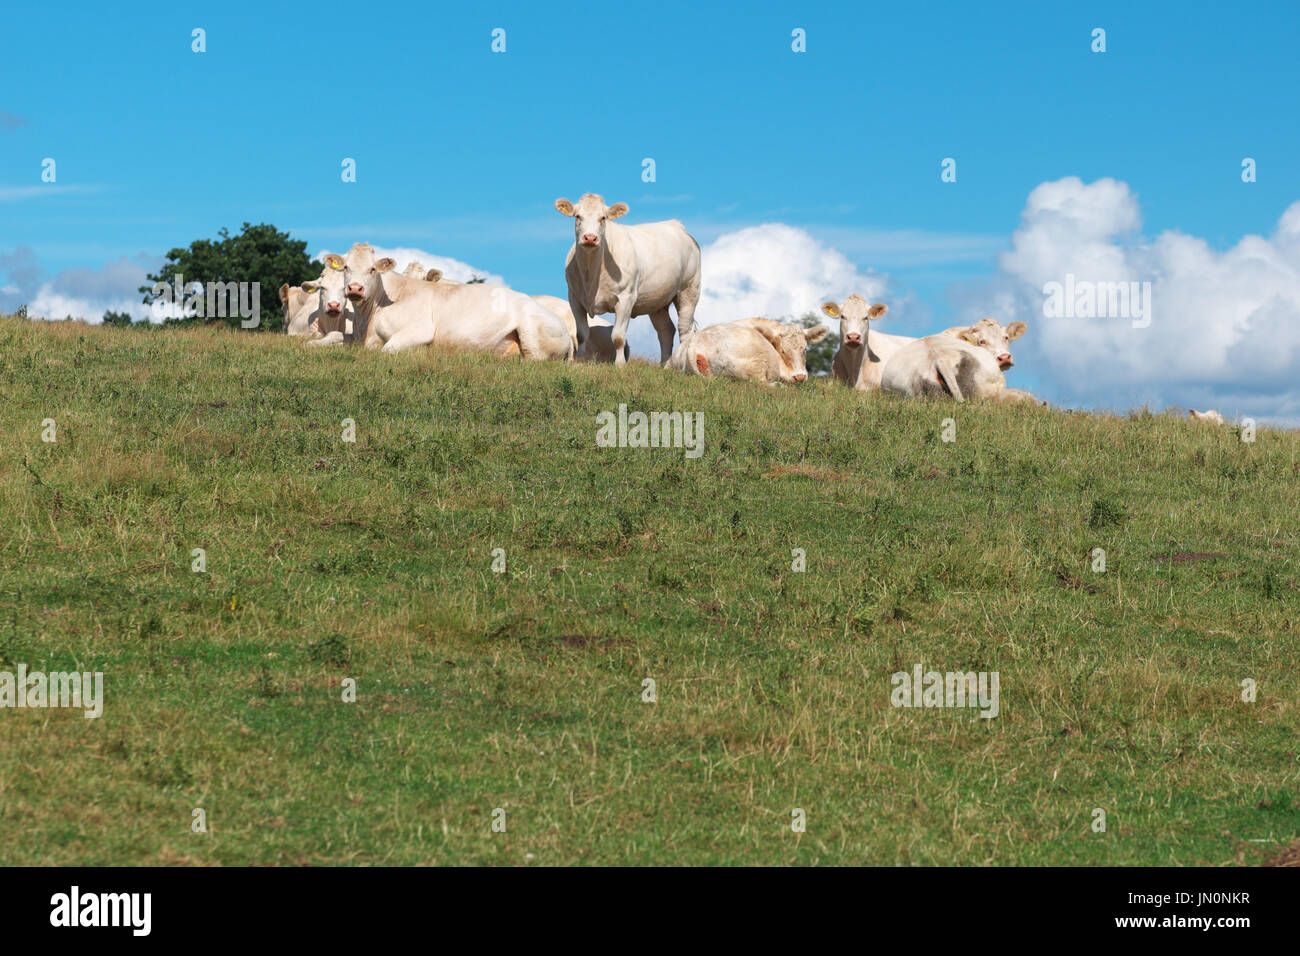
[0,316,1296,865]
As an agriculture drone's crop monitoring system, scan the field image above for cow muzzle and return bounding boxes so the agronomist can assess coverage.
[580,234,599,247]
[345,282,364,300]
[844,333,862,348]
[792,372,807,383]
[326,302,342,314]
[997,353,1013,369]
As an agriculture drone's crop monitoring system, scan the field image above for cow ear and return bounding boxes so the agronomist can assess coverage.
[425,269,443,282]
[868,303,888,319]
[555,198,575,216]
[805,324,830,343]
[324,254,345,271]
[958,328,980,345]
[820,301,841,319]
[279,283,290,304]
[302,281,320,293]
[607,202,629,219]
[375,258,396,273]
[1006,321,1026,340]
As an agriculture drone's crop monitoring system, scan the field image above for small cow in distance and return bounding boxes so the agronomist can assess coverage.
[556,193,701,364]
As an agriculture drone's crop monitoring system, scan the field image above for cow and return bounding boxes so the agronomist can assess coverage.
[280,283,319,337]
[667,318,829,385]
[402,261,427,278]
[555,193,701,364]
[880,318,1035,403]
[1189,409,1226,424]
[300,251,362,346]
[822,297,918,390]
[340,256,573,359]
[531,294,626,363]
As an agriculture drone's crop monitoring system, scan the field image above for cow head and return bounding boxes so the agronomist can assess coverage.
[280,283,311,335]
[343,257,396,305]
[952,317,1026,370]
[750,319,829,383]
[302,253,348,322]
[821,295,888,352]
[555,193,628,251]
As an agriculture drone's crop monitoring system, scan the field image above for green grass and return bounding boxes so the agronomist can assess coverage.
[0,315,1296,865]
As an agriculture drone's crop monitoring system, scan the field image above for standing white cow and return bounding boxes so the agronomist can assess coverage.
[340,257,573,359]
[668,318,828,384]
[555,193,701,364]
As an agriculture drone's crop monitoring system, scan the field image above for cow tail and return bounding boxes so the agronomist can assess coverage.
[934,355,965,402]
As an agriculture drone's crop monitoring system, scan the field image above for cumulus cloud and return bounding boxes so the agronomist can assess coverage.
[617,223,893,359]
[0,246,161,322]
[970,177,1300,421]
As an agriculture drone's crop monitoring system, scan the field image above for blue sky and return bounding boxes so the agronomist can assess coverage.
[3,0,1299,417]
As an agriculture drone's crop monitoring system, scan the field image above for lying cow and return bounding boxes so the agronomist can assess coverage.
[822,297,919,390]
[280,283,319,336]
[299,248,372,346]
[667,317,829,385]
[1189,409,1226,424]
[880,318,1035,402]
[334,256,572,358]
[555,193,701,363]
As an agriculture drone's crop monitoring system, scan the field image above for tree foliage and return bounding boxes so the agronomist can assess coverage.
[139,223,319,332]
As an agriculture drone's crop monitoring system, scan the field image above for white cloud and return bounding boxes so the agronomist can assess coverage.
[698,224,889,324]
[0,247,161,322]
[974,177,1300,422]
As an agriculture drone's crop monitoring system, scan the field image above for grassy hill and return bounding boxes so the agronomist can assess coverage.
[0,314,1296,865]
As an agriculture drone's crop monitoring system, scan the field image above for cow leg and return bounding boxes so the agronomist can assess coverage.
[306,330,346,347]
[650,308,676,365]
[673,278,701,343]
[567,290,589,358]
[380,324,436,353]
[610,296,634,366]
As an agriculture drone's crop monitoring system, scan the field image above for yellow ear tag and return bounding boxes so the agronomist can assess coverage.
[329,259,343,270]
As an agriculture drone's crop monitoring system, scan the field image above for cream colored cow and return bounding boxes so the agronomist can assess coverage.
[668,318,829,384]
[280,284,318,337]
[880,318,1035,403]
[822,297,918,390]
[342,257,572,359]
[1189,409,1226,424]
[555,193,701,363]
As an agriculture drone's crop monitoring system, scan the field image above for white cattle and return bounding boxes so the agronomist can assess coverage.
[402,261,427,278]
[822,297,918,390]
[341,257,573,359]
[301,249,367,346]
[531,294,626,363]
[280,284,319,337]
[880,318,1034,403]
[555,193,701,364]
[1190,409,1226,424]
[668,318,829,385]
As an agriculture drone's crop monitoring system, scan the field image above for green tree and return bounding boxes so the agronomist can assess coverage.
[139,223,319,332]
[102,310,134,327]
[800,311,836,377]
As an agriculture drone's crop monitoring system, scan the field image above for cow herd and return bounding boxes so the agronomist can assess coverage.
[277,192,1041,404]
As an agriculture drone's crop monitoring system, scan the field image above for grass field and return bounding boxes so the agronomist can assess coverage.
[0,314,1296,865]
